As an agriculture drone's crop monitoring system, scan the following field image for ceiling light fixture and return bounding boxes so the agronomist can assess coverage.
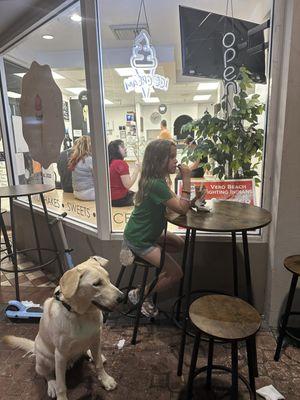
[143,97,160,103]
[7,91,21,98]
[66,87,86,95]
[197,82,219,91]
[71,13,82,22]
[193,94,211,101]
[104,99,113,105]
[14,71,65,80]
[115,68,135,77]
[42,35,54,40]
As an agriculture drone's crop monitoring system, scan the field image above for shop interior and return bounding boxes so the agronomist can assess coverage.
[3,0,271,230]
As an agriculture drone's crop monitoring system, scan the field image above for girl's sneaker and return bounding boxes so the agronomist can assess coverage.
[128,288,159,318]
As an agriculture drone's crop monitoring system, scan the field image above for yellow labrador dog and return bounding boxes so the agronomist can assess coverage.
[3,256,123,400]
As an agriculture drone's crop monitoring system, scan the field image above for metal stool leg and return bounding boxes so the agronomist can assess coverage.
[152,267,160,306]
[115,265,126,288]
[232,231,238,296]
[28,195,43,266]
[40,194,64,276]
[231,341,239,400]
[246,337,256,397]
[178,229,196,376]
[125,264,137,303]
[274,273,298,361]
[9,197,20,301]
[104,265,127,324]
[176,229,190,320]
[131,265,149,345]
[186,331,201,400]
[242,231,258,377]
[206,338,214,389]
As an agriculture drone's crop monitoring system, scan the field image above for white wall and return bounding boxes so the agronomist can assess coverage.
[105,102,214,143]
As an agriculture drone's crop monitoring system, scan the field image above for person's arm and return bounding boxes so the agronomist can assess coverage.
[120,163,140,189]
[189,159,200,171]
[165,165,191,215]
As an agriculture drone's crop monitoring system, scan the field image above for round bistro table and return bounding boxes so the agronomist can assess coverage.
[0,184,63,301]
[167,200,272,377]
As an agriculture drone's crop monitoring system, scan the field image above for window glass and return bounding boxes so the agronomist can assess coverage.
[99,0,272,232]
[3,2,97,227]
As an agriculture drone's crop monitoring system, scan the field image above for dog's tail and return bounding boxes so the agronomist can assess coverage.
[2,335,35,356]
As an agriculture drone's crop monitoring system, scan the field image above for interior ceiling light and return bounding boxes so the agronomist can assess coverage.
[197,82,219,91]
[143,97,160,103]
[193,94,211,101]
[71,13,82,22]
[115,68,135,77]
[7,91,21,98]
[14,71,65,80]
[66,87,86,95]
[104,99,113,105]
[42,35,54,40]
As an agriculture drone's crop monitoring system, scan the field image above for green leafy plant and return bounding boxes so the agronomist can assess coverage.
[181,67,265,185]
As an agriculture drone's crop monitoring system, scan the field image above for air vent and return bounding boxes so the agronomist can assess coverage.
[110,24,149,40]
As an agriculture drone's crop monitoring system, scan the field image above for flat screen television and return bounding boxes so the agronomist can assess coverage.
[179,6,266,83]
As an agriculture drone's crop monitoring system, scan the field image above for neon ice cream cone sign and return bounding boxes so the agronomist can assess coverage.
[124,30,169,99]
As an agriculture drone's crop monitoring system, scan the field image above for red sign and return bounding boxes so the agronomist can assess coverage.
[178,179,256,205]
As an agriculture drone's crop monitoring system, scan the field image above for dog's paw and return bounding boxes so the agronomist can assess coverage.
[101,353,107,364]
[99,374,117,391]
[47,380,57,398]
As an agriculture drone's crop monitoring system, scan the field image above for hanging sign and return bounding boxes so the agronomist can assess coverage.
[20,61,65,169]
[178,178,256,205]
[123,30,169,99]
[222,32,238,97]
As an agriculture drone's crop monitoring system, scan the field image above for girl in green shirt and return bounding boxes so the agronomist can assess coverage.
[123,139,191,317]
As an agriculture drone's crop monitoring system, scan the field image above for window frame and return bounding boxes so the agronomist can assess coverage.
[0,0,284,244]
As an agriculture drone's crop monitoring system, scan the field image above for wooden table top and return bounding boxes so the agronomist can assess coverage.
[0,184,55,198]
[167,200,272,232]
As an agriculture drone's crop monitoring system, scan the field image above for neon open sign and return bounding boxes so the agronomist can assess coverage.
[222,31,238,97]
[124,30,169,99]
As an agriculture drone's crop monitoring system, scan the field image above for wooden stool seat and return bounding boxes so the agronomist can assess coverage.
[284,255,300,275]
[189,295,261,341]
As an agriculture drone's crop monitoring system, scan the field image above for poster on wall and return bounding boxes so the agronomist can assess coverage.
[177,178,256,205]
[20,61,65,169]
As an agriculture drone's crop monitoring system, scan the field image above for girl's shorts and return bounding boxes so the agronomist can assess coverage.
[122,238,156,257]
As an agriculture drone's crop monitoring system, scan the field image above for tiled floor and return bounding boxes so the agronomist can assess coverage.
[0,252,57,289]
[0,254,299,399]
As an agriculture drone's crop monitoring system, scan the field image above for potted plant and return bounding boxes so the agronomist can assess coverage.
[181,67,265,185]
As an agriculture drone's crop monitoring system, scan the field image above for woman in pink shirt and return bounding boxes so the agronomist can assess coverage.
[108,140,140,207]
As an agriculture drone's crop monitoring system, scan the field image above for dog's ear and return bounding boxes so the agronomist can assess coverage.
[59,269,83,299]
[90,256,109,267]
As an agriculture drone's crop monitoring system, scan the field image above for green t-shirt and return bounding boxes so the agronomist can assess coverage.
[124,179,172,248]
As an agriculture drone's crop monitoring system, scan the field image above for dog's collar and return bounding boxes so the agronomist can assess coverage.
[54,290,72,312]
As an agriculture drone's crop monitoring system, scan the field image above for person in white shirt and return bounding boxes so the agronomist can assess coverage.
[68,135,95,201]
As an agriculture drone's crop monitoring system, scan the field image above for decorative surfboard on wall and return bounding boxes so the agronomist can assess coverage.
[20,61,65,169]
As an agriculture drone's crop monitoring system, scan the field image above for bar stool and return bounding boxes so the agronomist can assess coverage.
[111,256,160,345]
[274,255,300,361]
[186,294,261,400]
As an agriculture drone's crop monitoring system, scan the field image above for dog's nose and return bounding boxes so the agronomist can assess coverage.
[117,292,125,303]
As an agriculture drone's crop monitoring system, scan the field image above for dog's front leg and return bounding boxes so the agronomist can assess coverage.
[90,338,117,391]
[54,349,68,400]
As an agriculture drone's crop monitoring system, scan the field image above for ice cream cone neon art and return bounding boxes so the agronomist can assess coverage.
[124,30,169,100]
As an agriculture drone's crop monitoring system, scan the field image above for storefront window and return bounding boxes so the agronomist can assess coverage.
[3,2,97,227]
[99,0,272,232]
